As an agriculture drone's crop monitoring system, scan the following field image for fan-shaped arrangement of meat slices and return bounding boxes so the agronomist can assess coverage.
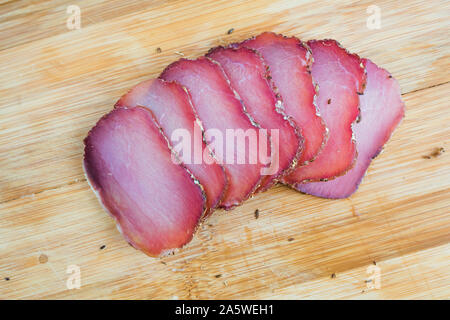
[83,32,405,257]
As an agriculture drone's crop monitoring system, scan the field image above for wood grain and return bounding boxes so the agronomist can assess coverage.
[0,0,449,299]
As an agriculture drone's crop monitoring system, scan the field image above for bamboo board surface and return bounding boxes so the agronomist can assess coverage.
[0,0,449,299]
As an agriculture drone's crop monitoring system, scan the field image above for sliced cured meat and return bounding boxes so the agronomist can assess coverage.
[241,32,326,164]
[297,59,405,198]
[283,39,366,185]
[207,46,303,192]
[115,78,227,215]
[160,57,271,209]
[83,107,205,256]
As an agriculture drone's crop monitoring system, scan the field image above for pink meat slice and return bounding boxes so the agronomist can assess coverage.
[83,107,205,257]
[160,57,271,209]
[207,46,303,192]
[283,39,366,185]
[241,32,326,164]
[296,59,405,198]
[115,78,227,215]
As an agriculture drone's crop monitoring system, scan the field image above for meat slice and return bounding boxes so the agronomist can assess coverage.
[296,59,405,198]
[83,107,205,256]
[160,57,271,209]
[241,32,327,164]
[283,39,366,185]
[115,78,227,215]
[207,46,303,192]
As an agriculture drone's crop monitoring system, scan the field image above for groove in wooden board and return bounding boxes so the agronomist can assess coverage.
[1,83,449,299]
[0,0,449,204]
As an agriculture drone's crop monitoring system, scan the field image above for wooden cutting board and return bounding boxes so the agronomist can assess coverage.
[0,0,449,299]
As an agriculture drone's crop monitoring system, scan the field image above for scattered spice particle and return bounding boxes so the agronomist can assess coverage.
[156,47,162,54]
[288,237,295,242]
[227,28,234,35]
[4,277,10,281]
[100,245,106,250]
[373,261,377,265]
[357,91,364,95]
[331,273,336,279]
[388,75,392,79]
[327,98,331,104]
[365,279,372,283]
[351,204,358,217]
[215,274,222,278]
[161,261,167,265]
[254,209,260,219]
[422,147,445,159]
